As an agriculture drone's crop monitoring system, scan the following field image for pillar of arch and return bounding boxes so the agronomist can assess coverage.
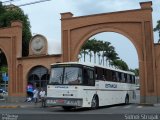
[61,2,158,103]
[0,21,22,101]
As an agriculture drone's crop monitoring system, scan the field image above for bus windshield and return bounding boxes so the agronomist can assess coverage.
[49,66,82,85]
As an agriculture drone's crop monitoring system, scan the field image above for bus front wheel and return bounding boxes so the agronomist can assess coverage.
[91,95,99,109]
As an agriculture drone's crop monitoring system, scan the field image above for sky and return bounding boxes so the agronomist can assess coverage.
[2,0,160,69]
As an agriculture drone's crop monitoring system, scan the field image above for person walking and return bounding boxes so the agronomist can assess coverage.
[39,88,46,107]
[33,88,39,103]
[26,84,33,102]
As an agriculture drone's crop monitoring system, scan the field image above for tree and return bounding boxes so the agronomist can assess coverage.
[91,39,101,64]
[80,38,132,71]
[79,38,129,71]
[130,68,139,76]
[87,40,94,62]
[103,45,119,66]
[101,41,111,66]
[80,38,119,65]
[80,40,90,62]
[111,59,129,71]
[0,2,5,15]
[154,20,160,43]
[0,3,32,56]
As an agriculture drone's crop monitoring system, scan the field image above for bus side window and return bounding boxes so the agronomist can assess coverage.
[104,69,108,81]
[121,73,125,83]
[130,75,133,84]
[96,67,103,80]
[83,69,95,86]
[127,74,130,83]
[84,69,89,85]
[114,72,117,82]
[112,71,116,82]
[88,70,95,85]
[132,75,135,84]
[118,72,122,82]
[108,70,112,81]
[124,74,127,83]
[103,75,106,81]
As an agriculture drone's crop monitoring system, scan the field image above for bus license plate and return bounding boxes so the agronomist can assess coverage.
[46,99,82,106]
[47,99,64,104]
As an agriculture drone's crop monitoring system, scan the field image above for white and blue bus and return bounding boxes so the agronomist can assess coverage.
[46,62,136,110]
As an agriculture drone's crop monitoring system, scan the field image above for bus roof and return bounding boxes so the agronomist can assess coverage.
[51,62,135,75]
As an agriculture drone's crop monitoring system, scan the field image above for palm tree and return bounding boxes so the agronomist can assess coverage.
[90,39,100,64]
[103,45,119,67]
[88,51,93,62]
[78,52,82,61]
[79,38,125,69]
[87,40,94,62]
[102,41,111,66]
[111,59,129,71]
[154,20,160,43]
[80,41,90,62]
[130,68,139,76]
[97,52,101,65]
[80,49,88,62]
[95,40,103,65]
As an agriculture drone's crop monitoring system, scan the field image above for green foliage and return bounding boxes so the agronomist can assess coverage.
[111,59,129,71]
[0,3,32,56]
[130,68,139,76]
[0,66,8,83]
[0,66,7,73]
[0,2,5,15]
[80,38,129,70]
[154,20,160,42]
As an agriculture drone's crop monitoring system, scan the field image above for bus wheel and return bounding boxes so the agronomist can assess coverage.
[91,95,98,109]
[62,106,74,111]
[125,95,129,104]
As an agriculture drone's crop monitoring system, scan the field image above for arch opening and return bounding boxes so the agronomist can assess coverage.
[27,66,49,93]
[78,32,140,103]
[78,32,138,69]
[0,48,8,94]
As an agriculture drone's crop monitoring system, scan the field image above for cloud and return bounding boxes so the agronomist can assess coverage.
[48,38,61,55]
[70,0,139,16]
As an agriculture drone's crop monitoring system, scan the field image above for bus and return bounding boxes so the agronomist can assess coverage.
[46,62,136,110]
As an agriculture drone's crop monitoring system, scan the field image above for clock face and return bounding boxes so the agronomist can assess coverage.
[31,36,45,54]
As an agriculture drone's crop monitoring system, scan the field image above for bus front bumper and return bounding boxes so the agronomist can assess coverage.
[46,97,83,107]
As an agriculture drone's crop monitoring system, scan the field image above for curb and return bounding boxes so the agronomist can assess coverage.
[19,105,40,108]
[0,105,40,108]
[0,105,20,108]
[138,103,154,106]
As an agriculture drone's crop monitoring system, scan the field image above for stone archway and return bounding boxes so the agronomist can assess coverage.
[61,2,158,103]
[0,21,22,101]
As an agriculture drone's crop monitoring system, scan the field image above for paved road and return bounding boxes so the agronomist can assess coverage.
[0,103,159,120]
[1,90,159,120]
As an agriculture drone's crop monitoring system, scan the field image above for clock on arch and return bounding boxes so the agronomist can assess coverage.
[29,34,48,55]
